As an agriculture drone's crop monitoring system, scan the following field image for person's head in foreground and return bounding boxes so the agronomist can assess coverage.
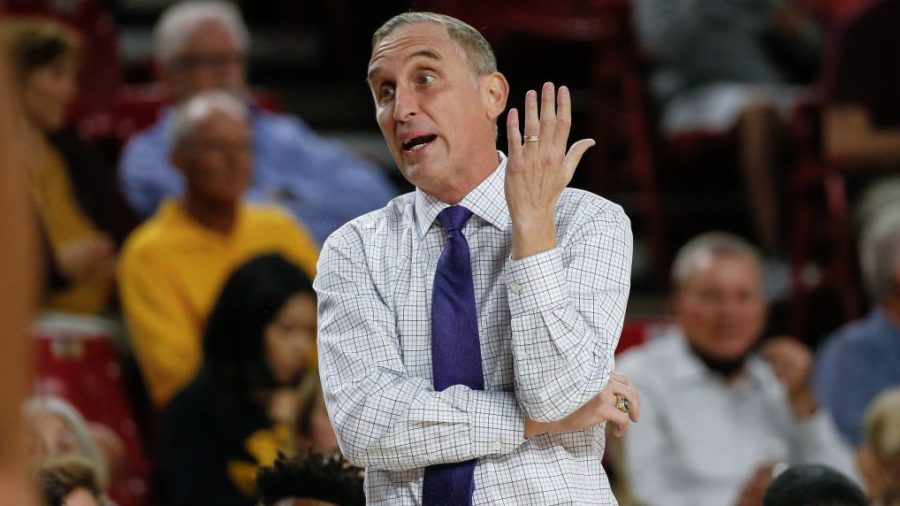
[670,232,766,377]
[256,452,364,506]
[763,464,867,506]
[366,12,510,203]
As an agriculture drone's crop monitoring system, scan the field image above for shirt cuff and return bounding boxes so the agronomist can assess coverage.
[505,248,567,318]
[468,390,526,456]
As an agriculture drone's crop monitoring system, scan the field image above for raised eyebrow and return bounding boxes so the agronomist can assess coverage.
[366,49,442,84]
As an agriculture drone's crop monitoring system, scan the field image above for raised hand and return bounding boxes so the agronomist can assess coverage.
[505,82,595,260]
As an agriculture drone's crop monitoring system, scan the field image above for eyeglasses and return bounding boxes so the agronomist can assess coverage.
[173,52,244,70]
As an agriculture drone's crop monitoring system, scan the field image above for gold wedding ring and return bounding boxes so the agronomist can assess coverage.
[524,135,540,143]
[615,394,630,414]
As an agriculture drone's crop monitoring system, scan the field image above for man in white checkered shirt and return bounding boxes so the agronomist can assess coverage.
[315,11,640,505]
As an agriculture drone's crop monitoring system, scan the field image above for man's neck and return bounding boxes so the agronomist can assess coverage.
[428,150,501,204]
[182,197,238,235]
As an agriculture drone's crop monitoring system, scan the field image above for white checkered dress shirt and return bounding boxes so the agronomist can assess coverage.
[315,152,632,505]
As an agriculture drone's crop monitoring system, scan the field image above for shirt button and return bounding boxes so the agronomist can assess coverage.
[491,440,502,452]
[508,282,521,294]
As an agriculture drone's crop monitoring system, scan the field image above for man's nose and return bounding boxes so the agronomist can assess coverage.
[392,85,418,122]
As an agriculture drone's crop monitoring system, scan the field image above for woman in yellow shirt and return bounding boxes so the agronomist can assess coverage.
[4,18,138,314]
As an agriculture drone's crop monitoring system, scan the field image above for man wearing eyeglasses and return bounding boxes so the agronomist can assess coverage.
[119,1,396,244]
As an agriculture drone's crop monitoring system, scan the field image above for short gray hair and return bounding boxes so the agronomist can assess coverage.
[860,204,900,302]
[372,12,497,75]
[154,1,249,65]
[23,396,108,490]
[672,232,763,289]
[169,90,247,152]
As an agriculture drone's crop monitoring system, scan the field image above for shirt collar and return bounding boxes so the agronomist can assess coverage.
[413,151,510,238]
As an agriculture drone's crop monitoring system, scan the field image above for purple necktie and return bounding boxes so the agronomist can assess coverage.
[422,205,484,506]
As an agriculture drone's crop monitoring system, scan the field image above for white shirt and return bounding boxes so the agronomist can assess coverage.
[315,153,633,505]
[617,328,859,506]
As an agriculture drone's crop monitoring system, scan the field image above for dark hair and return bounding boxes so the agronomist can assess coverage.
[201,253,314,397]
[40,455,103,506]
[764,464,868,506]
[256,452,365,506]
[1,18,81,79]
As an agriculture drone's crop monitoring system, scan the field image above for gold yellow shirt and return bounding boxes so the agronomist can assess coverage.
[119,200,319,407]
[28,144,114,314]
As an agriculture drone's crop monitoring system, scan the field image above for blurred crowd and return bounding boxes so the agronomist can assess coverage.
[0,0,898,505]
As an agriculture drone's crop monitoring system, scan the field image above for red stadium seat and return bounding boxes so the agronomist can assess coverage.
[32,313,151,506]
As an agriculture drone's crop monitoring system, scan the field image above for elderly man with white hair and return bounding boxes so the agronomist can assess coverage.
[617,232,857,506]
[119,90,320,408]
[119,0,396,244]
[815,206,900,448]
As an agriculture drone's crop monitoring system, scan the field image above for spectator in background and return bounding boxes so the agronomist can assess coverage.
[2,18,138,315]
[633,0,823,253]
[618,232,857,506]
[161,253,330,506]
[119,0,396,244]
[822,0,900,167]
[763,464,868,506]
[815,206,900,447]
[39,456,105,506]
[119,91,319,409]
[23,397,109,495]
[863,388,900,506]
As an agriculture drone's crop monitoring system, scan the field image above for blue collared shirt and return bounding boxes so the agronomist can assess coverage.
[119,107,396,244]
[814,308,900,446]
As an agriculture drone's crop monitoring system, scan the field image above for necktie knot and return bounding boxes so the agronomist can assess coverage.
[437,205,473,233]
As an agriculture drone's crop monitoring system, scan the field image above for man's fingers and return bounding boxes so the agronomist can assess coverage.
[563,139,596,176]
[523,89,540,142]
[554,86,572,147]
[539,82,556,142]
[506,108,523,161]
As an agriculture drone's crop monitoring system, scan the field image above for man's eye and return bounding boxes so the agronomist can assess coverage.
[380,86,395,100]
[417,75,435,85]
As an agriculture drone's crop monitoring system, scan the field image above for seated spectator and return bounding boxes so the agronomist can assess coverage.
[119,91,319,408]
[161,253,327,506]
[815,205,900,447]
[256,452,365,506]
[618,232,857,506]
[23,397,108,493]
[633,0,823,253]
[763,464,868,506]
[39,456,105,506]
[2,18,138,314]
[822,0,900,167]
[119,1,396,244]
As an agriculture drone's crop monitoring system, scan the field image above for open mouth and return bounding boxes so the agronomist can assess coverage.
[401,134,437,152]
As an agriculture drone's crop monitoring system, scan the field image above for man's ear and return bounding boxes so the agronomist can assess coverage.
[170,148,187,177]
[480,72,509,122]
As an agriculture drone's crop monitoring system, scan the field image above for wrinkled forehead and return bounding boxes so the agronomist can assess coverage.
[367,23,467,82]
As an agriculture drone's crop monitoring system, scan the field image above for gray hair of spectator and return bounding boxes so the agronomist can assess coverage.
[859,204,900,302]
[865,387,900,466]
[671,232,763,290]
[169,90,247,153]
[372,12,497,76]
[23,396,108,490]
[154,1,249,65]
